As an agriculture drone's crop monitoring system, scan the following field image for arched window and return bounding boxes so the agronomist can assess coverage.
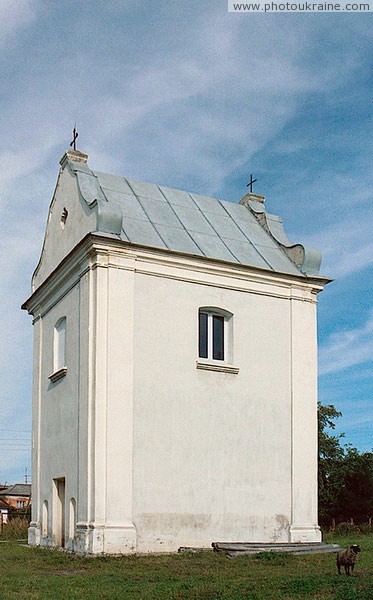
[198,307,232,362]
[49,317,67,382]
[60,207,68,229]
[69,498,76,540]
[54,317,66,372]
[197,307,238,373]
[42,500,48,537]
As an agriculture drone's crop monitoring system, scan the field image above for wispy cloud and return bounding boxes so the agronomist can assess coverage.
[305,217,373,279]
[2,9,369,193]
[319,311,373,376]
[0,0,39,46]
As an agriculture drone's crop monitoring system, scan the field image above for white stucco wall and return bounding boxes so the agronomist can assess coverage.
[131,269,293,551]
[32,165,96,291]
[29,283,81,549]
[26,237,323,554]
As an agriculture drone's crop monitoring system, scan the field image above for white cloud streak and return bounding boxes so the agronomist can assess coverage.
[305,217,373,279]
[0,0,39,46]
[319,312,373,376]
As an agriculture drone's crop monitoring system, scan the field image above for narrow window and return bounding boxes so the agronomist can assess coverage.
[42,500,48,537]
[69,498,76,540]
[60,208,68,229]
[54,317,66,373]
[213,315,224,360]
[199,312,208,359]
[198,309,231,363]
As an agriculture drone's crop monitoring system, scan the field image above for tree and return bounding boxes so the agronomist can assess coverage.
[318,402,373,526]
[335,447,373,523]
[318,402,345,524]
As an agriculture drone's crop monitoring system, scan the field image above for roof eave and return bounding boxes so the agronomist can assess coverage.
[22,232,332,314]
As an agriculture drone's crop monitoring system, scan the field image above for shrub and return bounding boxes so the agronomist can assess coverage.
[334,522,362,536]
[358,523,373,534]
[1,517,29,540]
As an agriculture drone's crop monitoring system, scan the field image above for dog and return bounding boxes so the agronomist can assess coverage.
[336,544,361,575]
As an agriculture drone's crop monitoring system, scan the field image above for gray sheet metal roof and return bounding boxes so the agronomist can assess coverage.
[0,483,31,497]
[67,154,322,277]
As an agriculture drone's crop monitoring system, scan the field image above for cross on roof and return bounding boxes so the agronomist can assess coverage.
[246,174,257,193]
[70,126,78,151]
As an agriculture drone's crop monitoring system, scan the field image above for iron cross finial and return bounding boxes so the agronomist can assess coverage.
[70,126,78,151]
[246,174,257,193]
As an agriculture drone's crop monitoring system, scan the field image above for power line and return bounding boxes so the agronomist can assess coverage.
[0,439,30,442]
[0,448,30,452]
[0,442,30,445]
[0,439,31,443]
[0,429,31,433]
[0,438,31,441]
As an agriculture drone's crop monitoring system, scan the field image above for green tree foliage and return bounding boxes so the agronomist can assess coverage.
[336,447,373,523]
[318,403,345,524]
[318,402,373,526]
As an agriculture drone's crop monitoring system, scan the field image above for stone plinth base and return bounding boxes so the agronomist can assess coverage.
[28,522,41,546]
[290,525,322,543]
[74,523,137,554]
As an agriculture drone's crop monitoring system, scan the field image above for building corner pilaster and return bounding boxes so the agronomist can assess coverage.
[290,292,320,543]
[85,249,137,553]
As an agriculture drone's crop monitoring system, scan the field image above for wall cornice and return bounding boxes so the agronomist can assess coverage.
[22,233,331,317]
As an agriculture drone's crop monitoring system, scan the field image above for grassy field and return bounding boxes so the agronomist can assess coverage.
[0,533,372,599]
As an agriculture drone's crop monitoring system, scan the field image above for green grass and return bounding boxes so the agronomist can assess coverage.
[0,533,372,599]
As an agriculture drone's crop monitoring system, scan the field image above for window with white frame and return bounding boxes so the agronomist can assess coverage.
[198,308,231,362]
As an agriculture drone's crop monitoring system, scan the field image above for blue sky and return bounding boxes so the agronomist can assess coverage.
[0,1,372,483]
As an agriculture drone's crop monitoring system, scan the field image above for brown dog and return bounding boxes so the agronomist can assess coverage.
[336,544,361,575]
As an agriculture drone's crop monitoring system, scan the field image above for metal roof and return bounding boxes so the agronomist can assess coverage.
[67,155,322,277]
[0,484,31,497]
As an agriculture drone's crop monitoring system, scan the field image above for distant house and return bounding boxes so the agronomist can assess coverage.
[23,149,330,554]
[0,484,31,509]
[0,498,11,524]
